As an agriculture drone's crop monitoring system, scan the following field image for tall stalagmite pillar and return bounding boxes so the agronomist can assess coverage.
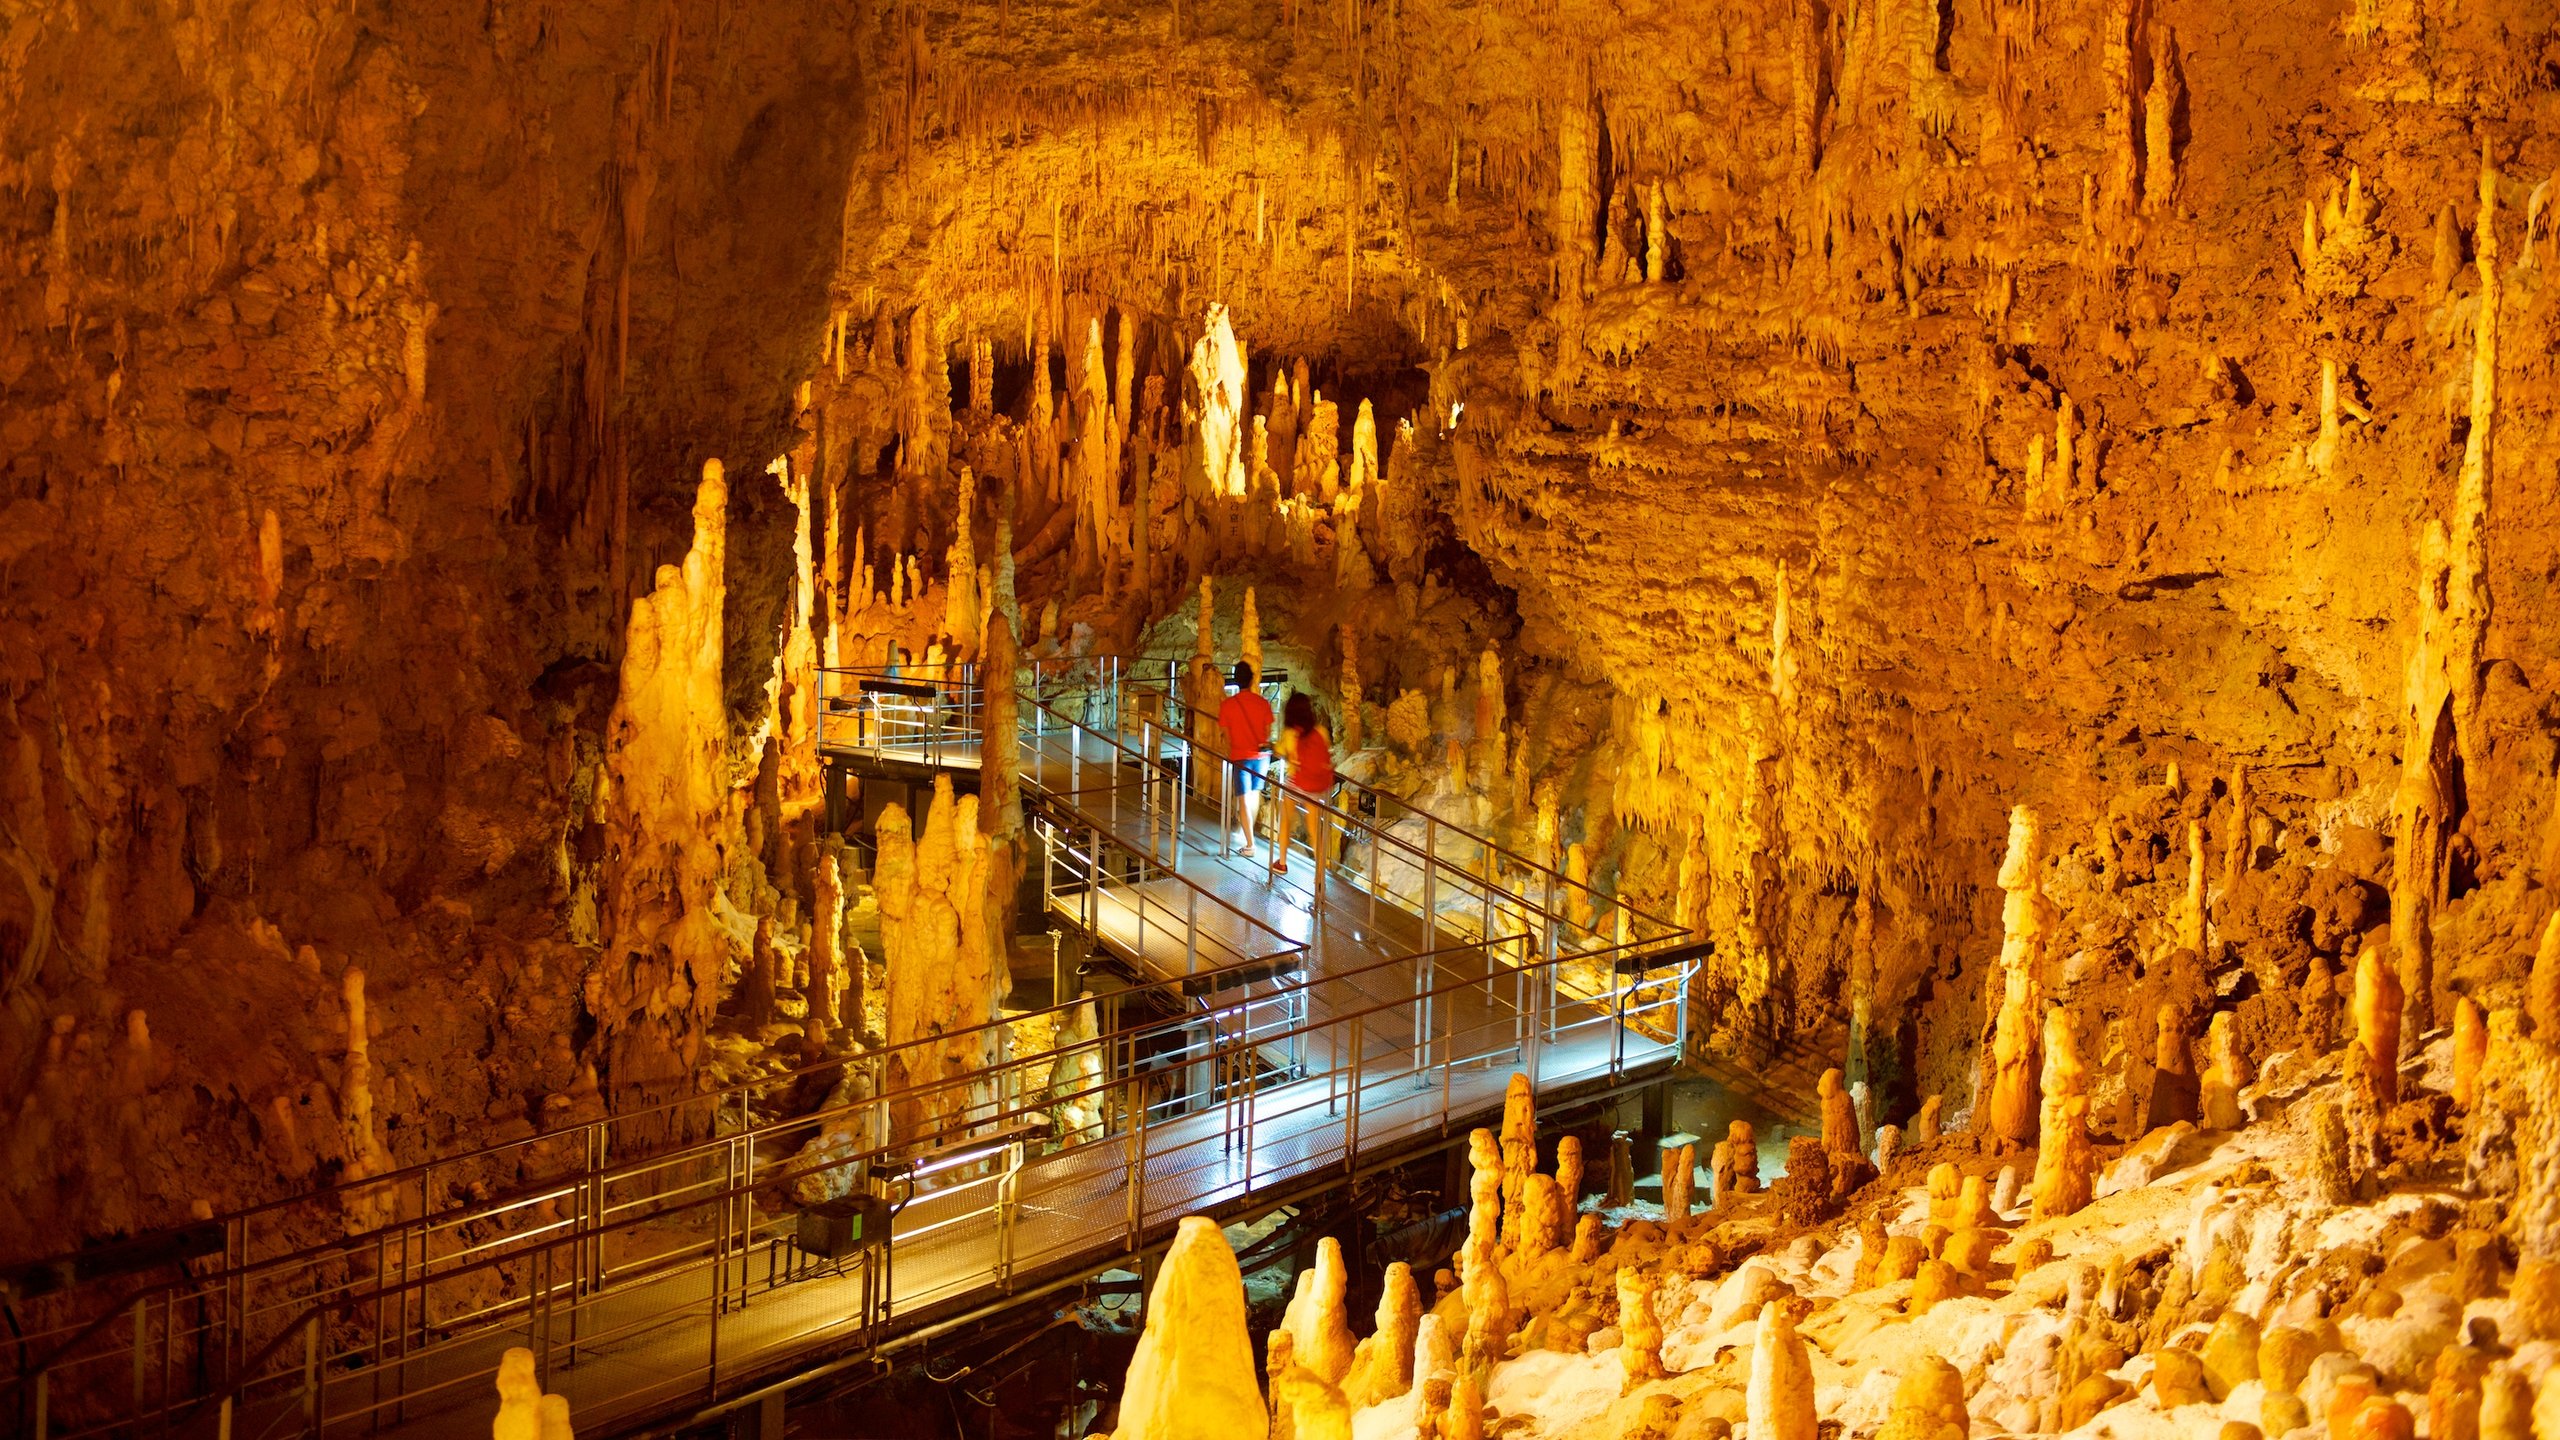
[597,460,732,1126]
[1981,806,2053,1145]
[2389,149,2500,1047]
[1112,1218,1266,1440]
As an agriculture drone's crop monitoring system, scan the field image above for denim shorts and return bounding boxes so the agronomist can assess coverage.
[1231,754,1267,796]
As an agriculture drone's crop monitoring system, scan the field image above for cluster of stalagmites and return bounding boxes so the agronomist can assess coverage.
[812,296,1440,684]
[1096,761,2560,1440]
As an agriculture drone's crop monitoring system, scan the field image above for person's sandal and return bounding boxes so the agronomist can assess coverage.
[1269,859,1289,879]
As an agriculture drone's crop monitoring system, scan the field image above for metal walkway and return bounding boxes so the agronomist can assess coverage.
[7,660,1701,1440]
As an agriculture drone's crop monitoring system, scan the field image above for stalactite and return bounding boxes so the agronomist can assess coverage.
[2143,27,2181,214]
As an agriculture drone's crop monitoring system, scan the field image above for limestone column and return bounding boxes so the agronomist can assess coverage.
[1981,807,2053,1145]
[1112,1218,1266,1440]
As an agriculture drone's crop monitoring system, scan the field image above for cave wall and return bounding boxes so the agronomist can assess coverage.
[0,0,865,1251]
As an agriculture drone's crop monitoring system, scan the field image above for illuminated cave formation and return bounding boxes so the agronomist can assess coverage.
[5,1,2560,1437]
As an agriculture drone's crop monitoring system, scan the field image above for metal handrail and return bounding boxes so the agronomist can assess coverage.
[1043,655,1679,936]
[821,657,1684,958]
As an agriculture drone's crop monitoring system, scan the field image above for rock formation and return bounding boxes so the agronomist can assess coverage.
[1113,1218,1265,1440]
[1980,807,2053,1146]
[1746,1300,1816,1440]
[2031,1007,2092,1220]
[877,777,999,1140]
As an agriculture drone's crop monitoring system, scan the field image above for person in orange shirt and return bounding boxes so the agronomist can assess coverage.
[1215,660,1273,858]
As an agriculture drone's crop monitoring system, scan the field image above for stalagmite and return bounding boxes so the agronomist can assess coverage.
[492,1349,541,1440]
[1287,1237,1357,1384]
[1461,1245,1512,1364]
[2392,149,2500,1047]
[1725,1119,1759,1195]
[1821,1068,1858,1157]
[1349,400,1379,491]
[597,460,731,1113]
[1747,1300,1816,1440]
[1343,1263,1421,1407]
[2353,945,2402,1110]
[1470,648,1505,786]
[1516,1175,1562,1260]
[1112,311,1134,449]
[2530,916,2560,1038]
[2032,1007,2093,1220]
[1447,1371,1486,1440]
[1338,627,1365,751]
[2200,1011,2247,1130]
[1272,1370,1351,1440]
[980,613,1022,966]
[1112,1217,1266,1440]
[2180,820,2208,956]
[944,468,980,653]
[1190,305,1249,499]
[877,777,998,1140]
[2147,1004,2200,1129]
[1555,1135,1585,1215]
[1571,1215,1602,1262]
[1982,807,2053,1145]
[1269,1329,1297,1440]
[1498,1072,1535,1244]
[1240,588,1263,691]
[1617,1267,1665,1386]
[741,915,777,1028]
[1463,1127,1502,1262]
[338,966,391,1227]
[1644,181,1668,283]
[809,851,844,1032]
[1878,1355,1967,1440]
[1661,1140,1695,1220]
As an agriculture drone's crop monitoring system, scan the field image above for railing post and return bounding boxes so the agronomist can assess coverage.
[1422,818,1438,934]
[1185,888,1200,977]
[1344,1015,1364,1174]
[738,1130,759,1309]
[130,1297,146,1421]
[1612,961,1628,1080]
[997,1142,1023,1287]
[32,1367,46,1440]
[1125,1074,1147,1246]
[303,1311,320,1438]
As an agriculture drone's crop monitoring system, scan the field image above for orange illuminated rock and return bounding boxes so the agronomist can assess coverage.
[1112,1218,1264,1440]
[1982,807,2053,1146]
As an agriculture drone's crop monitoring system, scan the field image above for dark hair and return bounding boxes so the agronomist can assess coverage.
[1232,660,1256,690]
[1283,691,1319,735]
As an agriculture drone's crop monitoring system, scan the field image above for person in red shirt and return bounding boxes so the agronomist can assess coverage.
[1214,660,1273,858]
[1270,691,1336,882]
